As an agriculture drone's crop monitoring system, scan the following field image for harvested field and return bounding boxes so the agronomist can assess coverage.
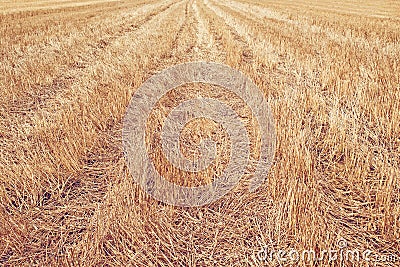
[0,0,399,266]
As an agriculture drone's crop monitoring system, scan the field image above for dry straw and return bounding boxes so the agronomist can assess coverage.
[123,62,276,207]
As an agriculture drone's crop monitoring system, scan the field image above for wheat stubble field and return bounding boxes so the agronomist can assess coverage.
[0,0,399,266]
